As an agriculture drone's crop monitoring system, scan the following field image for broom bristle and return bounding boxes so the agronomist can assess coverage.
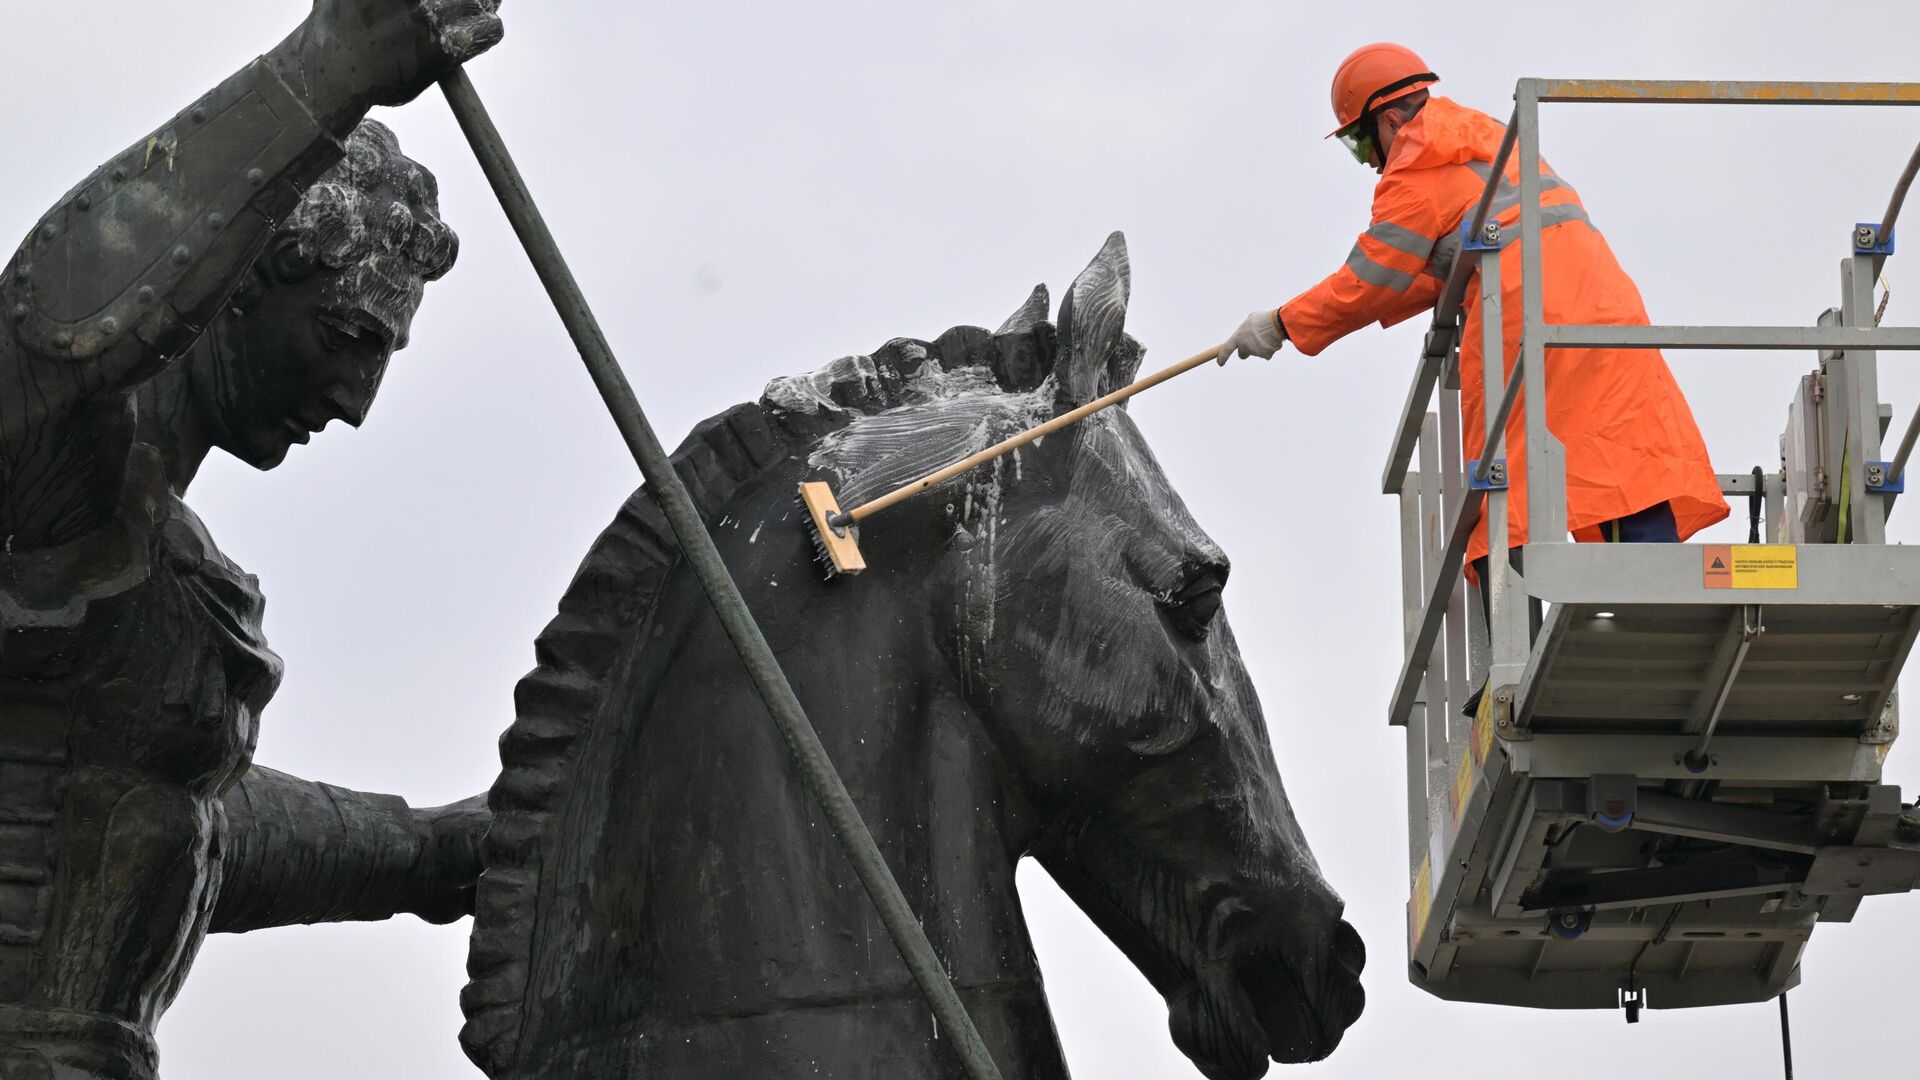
[797,481,866,577]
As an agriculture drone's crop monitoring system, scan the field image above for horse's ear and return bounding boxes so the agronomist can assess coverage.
[1054,231,1131,409]
[995,284,1049,336]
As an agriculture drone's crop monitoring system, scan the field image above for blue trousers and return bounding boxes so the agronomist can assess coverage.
[1596,501,1681,543]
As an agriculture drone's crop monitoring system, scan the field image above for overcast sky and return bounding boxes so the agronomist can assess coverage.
[8,1,1920,1076]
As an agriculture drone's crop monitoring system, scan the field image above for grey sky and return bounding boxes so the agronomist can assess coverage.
[7,0,1920,1076]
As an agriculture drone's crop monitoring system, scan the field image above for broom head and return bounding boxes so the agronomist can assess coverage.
[798,481,866,576]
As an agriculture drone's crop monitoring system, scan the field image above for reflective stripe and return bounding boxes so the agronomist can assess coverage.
[1538,202,1593,230]
[1366,220,1436,261]
[1421,202,1594,282]
[1346,243,1418,291]
[1464,160,1569,214]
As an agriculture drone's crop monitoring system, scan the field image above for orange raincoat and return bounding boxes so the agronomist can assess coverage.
[1281,96,1728,565]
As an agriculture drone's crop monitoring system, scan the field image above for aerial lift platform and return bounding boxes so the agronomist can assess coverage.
[1386,78,1920,1017]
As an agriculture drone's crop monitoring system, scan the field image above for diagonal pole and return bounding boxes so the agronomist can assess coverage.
[437,68,1004,1080]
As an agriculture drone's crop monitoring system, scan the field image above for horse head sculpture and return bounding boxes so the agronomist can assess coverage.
[461,233,1364,1080]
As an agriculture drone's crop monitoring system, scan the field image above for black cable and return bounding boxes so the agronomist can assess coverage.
[1779,992,1794,1079]
[1544,821,1583,851]
[1879,140,1920,246]
[1749,466,1765,544]
[1630,903,1686,979]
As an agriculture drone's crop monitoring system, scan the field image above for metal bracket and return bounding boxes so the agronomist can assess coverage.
[1854,222,1896,256]
[1861,688,1899,745]
[1492,684,1532,741]
[1587,774,1638,832]
[1462,216,1506,252]
[1865,460,1905,493]
[1468,458,1508,490]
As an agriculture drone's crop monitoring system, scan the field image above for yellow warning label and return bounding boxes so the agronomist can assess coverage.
[1472,698,1495,767]
[1450,753,1474,830]
[1703,544,1798,589]
[1410,855,1433,950]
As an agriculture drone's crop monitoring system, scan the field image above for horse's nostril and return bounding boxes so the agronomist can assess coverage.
[1334,920,1366,978]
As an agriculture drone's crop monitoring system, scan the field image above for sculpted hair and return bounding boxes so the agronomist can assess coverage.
[278,119,458,282]
[239,119,457,350]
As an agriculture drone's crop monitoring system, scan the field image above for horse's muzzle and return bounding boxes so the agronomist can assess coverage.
[1242,916,1367,1068]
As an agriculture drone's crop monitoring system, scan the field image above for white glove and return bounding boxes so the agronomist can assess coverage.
[1214,308,1287,365]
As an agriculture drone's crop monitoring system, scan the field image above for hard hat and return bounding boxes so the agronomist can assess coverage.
[1327,43,1439,138]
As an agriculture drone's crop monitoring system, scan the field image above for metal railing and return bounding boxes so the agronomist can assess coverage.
[1387,80,1920,891]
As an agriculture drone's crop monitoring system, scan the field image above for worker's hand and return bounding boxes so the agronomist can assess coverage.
[1214,309,1288,365]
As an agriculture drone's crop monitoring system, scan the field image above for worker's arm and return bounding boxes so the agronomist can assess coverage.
[1278,178,1448,356]
[1371,274,1444,330]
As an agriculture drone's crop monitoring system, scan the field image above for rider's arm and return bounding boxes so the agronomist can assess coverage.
[211,765,489,932]
[0,1,500,548]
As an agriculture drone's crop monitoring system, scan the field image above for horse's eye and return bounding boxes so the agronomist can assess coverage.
[1160,563,1227,640]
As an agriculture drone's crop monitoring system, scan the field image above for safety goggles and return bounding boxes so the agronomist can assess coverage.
[1335,118,1377,167]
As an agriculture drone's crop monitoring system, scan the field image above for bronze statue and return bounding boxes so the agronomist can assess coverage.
[0,3,502,1077]
[5,6,1365,1074]
[462,235,1366,1080]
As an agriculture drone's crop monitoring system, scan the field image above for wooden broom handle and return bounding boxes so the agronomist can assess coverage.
[840,343,1228,524]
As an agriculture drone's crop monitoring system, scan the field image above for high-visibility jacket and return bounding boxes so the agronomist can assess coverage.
[1281,96,1728,565]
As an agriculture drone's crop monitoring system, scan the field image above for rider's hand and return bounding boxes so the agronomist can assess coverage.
[1214,308,1287,365]
[286,0,505,127]
[412,793,489,923]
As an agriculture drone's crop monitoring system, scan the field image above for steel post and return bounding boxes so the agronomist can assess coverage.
[1479,248,1529,703]
[1399,463,1434,877]
[1439,386,1479,690]
[1515,83,1567,543]
[1543,324,1920,350]
[1842,256,1889,543]
[1418,415,1456,845]
[1766,471,1785,542]
[1530,79,1920,105]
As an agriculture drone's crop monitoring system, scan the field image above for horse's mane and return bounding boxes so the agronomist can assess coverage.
[460,234,1140,1075]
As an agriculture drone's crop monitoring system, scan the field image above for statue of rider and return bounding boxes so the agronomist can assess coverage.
[0,3,504,1077]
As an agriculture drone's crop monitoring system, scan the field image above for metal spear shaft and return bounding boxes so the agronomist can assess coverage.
[437,68,1004,1080]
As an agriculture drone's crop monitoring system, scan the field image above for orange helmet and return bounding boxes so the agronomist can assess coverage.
[1326,43,1439,137]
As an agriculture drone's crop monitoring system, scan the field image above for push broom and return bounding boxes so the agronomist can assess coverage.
[800,342,1232,576]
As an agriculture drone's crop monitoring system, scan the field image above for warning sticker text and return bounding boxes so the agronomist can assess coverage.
[1703,544,1798,589]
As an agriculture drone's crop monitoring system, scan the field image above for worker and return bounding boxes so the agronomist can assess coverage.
[1218,43,1729,705]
